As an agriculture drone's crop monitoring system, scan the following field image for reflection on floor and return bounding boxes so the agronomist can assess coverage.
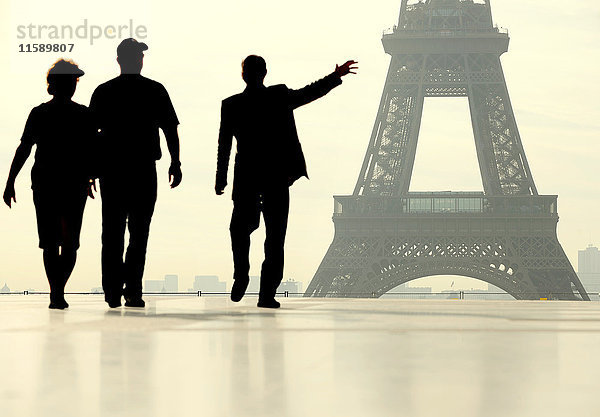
[0,296,599,417]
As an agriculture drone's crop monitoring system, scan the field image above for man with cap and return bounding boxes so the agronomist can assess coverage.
[90,38,182,308]
[216,55,357,308]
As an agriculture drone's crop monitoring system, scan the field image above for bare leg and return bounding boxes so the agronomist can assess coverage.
[43,247,67,309]
[59,246,77,308]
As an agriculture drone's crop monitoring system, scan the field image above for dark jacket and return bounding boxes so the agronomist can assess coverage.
[216,72,342,199]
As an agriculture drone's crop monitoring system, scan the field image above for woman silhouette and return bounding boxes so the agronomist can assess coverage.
[3,59,94,309]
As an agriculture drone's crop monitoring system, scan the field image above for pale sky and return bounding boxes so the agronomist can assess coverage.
[1,0,599,293]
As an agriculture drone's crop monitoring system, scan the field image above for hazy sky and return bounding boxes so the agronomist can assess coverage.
[1,0,599,293]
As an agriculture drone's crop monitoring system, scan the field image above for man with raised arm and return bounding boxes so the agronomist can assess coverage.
[90,38,182,308]
[216,56,357,308]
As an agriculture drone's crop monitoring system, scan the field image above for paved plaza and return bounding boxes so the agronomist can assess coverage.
[1,296,599,417]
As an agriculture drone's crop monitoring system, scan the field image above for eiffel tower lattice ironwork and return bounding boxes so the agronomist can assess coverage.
[305,0,589,300]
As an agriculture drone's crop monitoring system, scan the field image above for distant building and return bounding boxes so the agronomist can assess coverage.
[579,245,600,293]
[0,283,10,293]
[144,275,179,293]
[144,280,165,292]
[192,275,226,293]
[481,283,511,300]
[277,279,303,295]
[164,275,178,292]
[247,276,260,294]
[441,290,462,299]
[400,283,432,294]
[382,282,432,299]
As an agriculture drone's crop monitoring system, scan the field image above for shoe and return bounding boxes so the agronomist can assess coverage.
[124,297,145,308]
[231,277,250,302]
[49,301,68,310]
[49,294,68,309]
[107,299,122,308]
[106,295,122,308]
[257,298,280,309]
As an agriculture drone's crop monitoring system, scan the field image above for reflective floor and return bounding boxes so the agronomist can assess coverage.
[1,296,599,417]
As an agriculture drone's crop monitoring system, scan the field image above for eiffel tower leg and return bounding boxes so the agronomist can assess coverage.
[353,55,425,197]
[466,54,537,196]
[304,233,379,298]
[503,234,590,301]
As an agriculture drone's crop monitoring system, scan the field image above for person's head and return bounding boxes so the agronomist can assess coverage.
[46,59,84,99]
[117,38,148,74]
[242,55,267,86]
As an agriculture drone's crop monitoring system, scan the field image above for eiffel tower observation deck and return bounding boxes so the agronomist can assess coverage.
[384,0,509,57]
[305,0,589,301]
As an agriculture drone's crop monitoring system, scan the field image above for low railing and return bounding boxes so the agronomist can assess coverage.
[1,291,597,301]
[0,291,302,298]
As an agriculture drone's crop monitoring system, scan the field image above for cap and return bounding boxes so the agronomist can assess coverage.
[48,59,85,77]
[117,38,148,57]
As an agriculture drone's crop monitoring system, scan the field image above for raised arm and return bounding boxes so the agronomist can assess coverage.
[215,100,233,195]
[287,60,358,109]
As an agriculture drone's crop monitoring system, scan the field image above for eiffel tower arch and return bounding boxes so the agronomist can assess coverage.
[305,0,589,300]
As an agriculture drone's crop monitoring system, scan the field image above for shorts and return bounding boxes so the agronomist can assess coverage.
[33,188,87,250]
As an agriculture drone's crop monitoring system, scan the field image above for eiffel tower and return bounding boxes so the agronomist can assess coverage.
[305,0,589,300]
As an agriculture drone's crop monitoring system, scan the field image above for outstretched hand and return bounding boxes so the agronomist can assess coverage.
[3,182,16,208]
[335,60,358,77]
[169,163,183,189]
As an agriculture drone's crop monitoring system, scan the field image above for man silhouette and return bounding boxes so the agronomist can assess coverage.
[216,55,357,308]
[90,38,182,308]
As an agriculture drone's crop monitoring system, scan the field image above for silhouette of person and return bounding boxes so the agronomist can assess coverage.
[216,55,357,308]
[2,59,94,309]
[89,38,182,308]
